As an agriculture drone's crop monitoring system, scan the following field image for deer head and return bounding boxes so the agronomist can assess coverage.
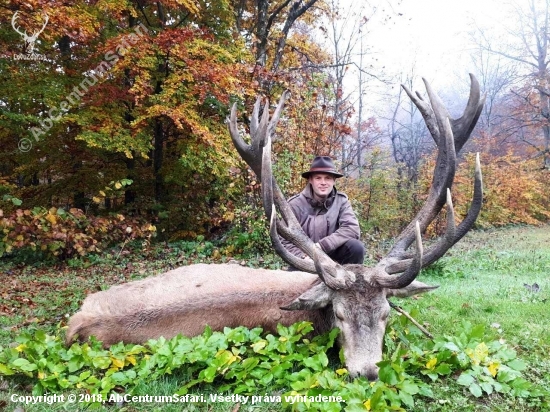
[11,11,49,54]
[228,74,485,379]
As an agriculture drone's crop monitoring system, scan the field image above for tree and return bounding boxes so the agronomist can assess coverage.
[234,0,324,89]
[386,68,433,183]
[477,0,550,168]
[0,0,347,238]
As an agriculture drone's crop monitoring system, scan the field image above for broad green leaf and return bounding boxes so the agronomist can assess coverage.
[12,358,37,372]
[507,359,527,371]
[457,373,475,386]
[469,382,483,397]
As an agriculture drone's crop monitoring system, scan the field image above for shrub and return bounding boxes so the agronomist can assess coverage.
[0,207,156,261]
[1,320,547,411]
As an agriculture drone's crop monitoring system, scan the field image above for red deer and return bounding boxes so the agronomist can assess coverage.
[66,75,484,380]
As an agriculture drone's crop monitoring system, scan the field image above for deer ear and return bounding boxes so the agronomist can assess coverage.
[281,282,335,310]
[386,280,439,298]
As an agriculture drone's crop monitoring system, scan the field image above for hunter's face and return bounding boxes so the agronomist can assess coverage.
[309,173,335,199]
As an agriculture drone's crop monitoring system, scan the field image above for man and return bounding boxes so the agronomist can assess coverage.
[282,156,365,265]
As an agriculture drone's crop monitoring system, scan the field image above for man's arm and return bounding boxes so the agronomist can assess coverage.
[318,197,360,253]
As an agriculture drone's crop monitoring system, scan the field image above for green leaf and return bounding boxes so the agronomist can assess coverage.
[497,367,521,383]
[399,390,415,408]
[241,357,259,371]
[480,382,494,395]
[443,342,461,352]
[378,361,399,385]
[457,373,475,387]
[469,382,483,397]
[369,387,384,410]
[0,363,14,375]
[469,324,485,341]
[12,358,37,372]
[434,363,452,375]
[507,359,527,371]
[398,381,419,395]
[201,365,217,382]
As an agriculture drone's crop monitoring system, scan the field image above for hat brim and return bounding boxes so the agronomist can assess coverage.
[302,170,344,179]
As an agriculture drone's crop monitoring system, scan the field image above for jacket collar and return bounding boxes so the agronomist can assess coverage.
[303,183,336,209]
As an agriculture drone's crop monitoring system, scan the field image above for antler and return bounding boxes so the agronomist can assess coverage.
[11,12,27,38]
[228,74,483,292]
[11,11,48,53]
[374,74,485,284]
[34,12,49,38]
[228,93,355,289]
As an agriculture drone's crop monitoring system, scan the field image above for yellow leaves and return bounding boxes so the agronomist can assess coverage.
[488,361,500,377]
[125,355,137,366]
[449,151,550,229]
[363,399,371,410]
[466,342,489,366]
[175,0,201,15]
[425,357,438,370]
[211,249,221,260]
[251,340,267,352]
[15,344,26,352]
[335,368,347,376]
[110,356,125,369]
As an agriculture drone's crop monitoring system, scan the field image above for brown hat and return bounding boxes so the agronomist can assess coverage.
[301,156,344,179]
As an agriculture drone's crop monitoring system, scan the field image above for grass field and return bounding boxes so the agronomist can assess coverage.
[0,224,549,411]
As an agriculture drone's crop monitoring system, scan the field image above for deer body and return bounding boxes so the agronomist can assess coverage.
[67,264,331,345]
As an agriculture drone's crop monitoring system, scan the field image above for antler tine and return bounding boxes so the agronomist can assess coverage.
[453,152,483,239]
[250,97,261,137]
[375,222,423,289]
[39,12,49,34]
[451,74,485,152]
[402,84,439,144]
[377,76,483,289]
[388,114,456,258]
[11,12,26,37]
[385,154,483,274]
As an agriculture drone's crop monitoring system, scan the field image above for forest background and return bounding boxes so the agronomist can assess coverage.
[0,0,549,262]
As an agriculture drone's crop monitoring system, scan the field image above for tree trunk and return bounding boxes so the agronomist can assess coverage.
[153,118,165,203]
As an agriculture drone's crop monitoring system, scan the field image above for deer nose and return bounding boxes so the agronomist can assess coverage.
[364,366,379,382]
[349,365,379,381]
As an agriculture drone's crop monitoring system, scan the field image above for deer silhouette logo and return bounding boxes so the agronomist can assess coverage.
[11,11,49,55]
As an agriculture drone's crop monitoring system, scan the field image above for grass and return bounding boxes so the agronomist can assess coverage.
[407,225,550,411]
[0,224,549,411]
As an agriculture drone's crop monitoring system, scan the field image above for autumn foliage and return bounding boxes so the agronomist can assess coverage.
[0,207,156,260]
[0,1,549,263]
[453,153,550,227]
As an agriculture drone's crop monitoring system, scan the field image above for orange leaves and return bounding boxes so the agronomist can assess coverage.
[421,152,550,232]
[0,207,156,260]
